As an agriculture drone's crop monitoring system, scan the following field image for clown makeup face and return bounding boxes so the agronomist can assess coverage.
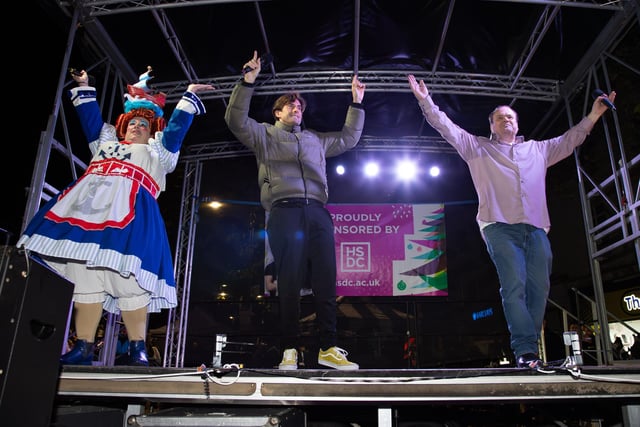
[125,117,151,144]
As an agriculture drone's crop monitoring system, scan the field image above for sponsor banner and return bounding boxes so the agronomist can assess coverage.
[330,203,447,297]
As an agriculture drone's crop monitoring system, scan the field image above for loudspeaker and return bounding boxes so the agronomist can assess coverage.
[51,405,125,427]
[0,248,74,427]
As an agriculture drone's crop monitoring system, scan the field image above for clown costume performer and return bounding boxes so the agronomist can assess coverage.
[17,67,213,366]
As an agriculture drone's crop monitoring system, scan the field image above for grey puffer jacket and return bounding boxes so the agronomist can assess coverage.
[224,82,365,210]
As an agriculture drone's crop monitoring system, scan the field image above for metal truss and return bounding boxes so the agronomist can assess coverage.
[154,70,561,104]
[63,0,625,17]
[164,160,202,367]
[60,0,267,17]
[182,136,455,163]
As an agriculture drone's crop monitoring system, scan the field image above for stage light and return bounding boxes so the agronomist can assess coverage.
[336,164,345,175]
[200,196,224,209]
[395,160,417,181]
[205,200,223,209]
[364,161,380,177]
[201,198,261,211]
[429,166,441,177]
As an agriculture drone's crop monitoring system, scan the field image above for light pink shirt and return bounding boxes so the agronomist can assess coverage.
[418,97,595,231]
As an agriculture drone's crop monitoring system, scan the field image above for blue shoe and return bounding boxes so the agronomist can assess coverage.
[60,339,95,366]
[128,340,149,366]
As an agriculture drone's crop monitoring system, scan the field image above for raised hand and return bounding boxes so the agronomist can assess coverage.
[407,74,429,101]
[242,50,261,84]
[352,75,366,103]
[70,69,89,87]
[187,83,215,94]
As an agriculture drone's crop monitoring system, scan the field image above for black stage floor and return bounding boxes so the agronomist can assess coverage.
[48,363,640,426]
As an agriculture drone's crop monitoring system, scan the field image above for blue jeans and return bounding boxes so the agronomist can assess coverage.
[482,223,552,358]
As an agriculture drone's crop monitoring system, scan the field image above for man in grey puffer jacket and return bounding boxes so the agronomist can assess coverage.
[225,50,366,370]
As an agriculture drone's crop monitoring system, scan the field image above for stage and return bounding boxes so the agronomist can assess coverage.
[1,250,639,425]
[49,363,640,426]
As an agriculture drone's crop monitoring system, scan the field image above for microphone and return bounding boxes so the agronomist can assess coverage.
[242,52,273,74]
[592,89,616,111]
[69,68,96,86]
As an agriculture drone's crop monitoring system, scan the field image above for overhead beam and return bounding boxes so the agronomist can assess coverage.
[154,70,561,104]
[66,0,270,17]
[483,0,623,11]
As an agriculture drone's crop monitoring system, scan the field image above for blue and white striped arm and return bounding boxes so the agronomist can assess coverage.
[69,86,97,107]
[176,90,206,116]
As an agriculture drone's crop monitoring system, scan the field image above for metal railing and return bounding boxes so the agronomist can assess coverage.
[544,288,639,366]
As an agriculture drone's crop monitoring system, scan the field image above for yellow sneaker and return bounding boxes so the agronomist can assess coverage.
[278,348,298,370]
[318,346,359,370]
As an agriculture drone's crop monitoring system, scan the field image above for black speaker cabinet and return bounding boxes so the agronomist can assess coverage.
[0,248,74,427]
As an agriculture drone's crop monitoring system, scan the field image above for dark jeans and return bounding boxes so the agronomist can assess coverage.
[482,222,552,358]
[267,198,337,351]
